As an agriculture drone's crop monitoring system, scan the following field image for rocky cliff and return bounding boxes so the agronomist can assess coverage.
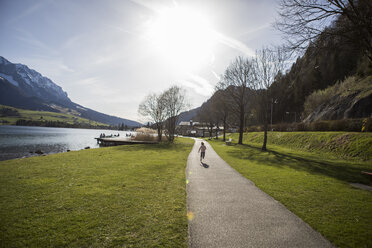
[304,76,372,122]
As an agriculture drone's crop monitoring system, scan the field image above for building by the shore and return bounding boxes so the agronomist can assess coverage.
[176,120,224,137]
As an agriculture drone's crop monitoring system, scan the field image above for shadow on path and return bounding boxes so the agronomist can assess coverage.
[200,162,209,168]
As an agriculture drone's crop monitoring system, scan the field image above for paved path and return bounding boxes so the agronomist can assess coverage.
[186,139,334,248]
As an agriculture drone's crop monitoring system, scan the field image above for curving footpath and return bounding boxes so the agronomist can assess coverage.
[186,138,334,248]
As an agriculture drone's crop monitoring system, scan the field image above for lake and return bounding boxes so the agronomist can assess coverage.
[0,125,133,161]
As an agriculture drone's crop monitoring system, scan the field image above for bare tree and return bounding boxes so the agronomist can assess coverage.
[217,56,254,144]
[138,93,167,142]
[212,90,231,141]
[162,86,188,142]
[197,100,217,138]
[252,47,286,151]
[276,0,372,62]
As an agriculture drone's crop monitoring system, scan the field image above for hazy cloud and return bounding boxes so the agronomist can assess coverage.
[215,31,255,57]
[179,74,214,96]
[239,23,271,37]
[6,0,52,24]
[15,28,58,56]
[211,70,221,81]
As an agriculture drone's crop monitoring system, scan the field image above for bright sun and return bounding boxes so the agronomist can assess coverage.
[146,6,216,72]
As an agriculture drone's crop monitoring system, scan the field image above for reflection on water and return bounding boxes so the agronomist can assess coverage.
[0,125,133,161]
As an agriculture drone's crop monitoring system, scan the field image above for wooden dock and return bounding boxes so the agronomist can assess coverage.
[95,137,158,146]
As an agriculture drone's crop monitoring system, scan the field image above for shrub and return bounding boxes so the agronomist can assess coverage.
[135,127,157,134]
[0,107,19,117]
[247,118,372,132]
[311,121,331,131]
[131,133,158,142]
[295,122,306,131]
[303,85,339,117]
[247,125,262,132]
[363,118,372,132]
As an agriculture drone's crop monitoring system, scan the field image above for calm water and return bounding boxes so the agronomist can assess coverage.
[0,125,133,161]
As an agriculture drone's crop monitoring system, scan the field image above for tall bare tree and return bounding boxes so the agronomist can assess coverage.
[252,47,286,151]
[138,93,167,142]
[217,56,254,144]
[162,86,188,142]
[276,0,372,62]
[212,90,231,141]
[197,100,217,138]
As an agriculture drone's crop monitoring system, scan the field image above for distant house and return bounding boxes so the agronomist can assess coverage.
[176,120,223,137]
[177,120,202,136]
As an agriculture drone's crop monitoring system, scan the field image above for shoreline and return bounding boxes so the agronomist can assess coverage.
[0,125,135,162]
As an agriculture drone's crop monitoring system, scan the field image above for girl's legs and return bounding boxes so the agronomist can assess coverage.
[200,152,205,161]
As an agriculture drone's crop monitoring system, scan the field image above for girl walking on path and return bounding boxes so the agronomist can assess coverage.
[198,142,207,162]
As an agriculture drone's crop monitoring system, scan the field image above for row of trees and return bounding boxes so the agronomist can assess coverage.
[138,85,188,143]
[14,119,111,129]
[198,47,286,151]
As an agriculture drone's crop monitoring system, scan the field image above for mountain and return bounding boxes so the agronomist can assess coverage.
[176,107,200,124]
[0,56,141,127]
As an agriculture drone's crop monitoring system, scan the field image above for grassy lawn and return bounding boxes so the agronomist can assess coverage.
[209,132,372,248]
[0,138,194,248]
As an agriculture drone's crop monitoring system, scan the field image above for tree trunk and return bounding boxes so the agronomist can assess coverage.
[223,119,226,142]
[262,109,268,151]
[157,125,162,142]
[238,106,244,144]
[170,117,175,142]
[166,116,176,143]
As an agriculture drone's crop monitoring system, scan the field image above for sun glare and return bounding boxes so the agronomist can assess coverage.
[146,6,216,72]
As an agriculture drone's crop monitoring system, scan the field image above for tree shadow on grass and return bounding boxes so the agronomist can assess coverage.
[227,144,371,184]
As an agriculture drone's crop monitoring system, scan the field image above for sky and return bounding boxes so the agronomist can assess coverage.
[0,0,282,122]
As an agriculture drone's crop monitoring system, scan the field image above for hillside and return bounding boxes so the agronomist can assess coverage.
[269,32,369,123]
[176,107,199,124]
[304,76,372,122]
[0,105,109,129]
[0,56,142,127]
[237,131,372,161]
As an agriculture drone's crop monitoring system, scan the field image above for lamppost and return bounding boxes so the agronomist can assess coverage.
[286,111,297,123]
[271,98,278,130]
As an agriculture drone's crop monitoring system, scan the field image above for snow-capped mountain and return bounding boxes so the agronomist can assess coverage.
[0,56,142,127]
[0,56,69,103]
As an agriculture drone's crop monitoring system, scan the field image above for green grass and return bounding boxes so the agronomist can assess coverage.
[235,131,372,161]
[209,132,372,248]
[0,138,194,248]
[0,105,107,127]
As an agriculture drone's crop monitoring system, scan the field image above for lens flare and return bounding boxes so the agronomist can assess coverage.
[187,211,195,221]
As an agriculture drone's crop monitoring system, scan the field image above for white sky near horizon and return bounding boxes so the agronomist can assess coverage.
[0,0,282,123]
